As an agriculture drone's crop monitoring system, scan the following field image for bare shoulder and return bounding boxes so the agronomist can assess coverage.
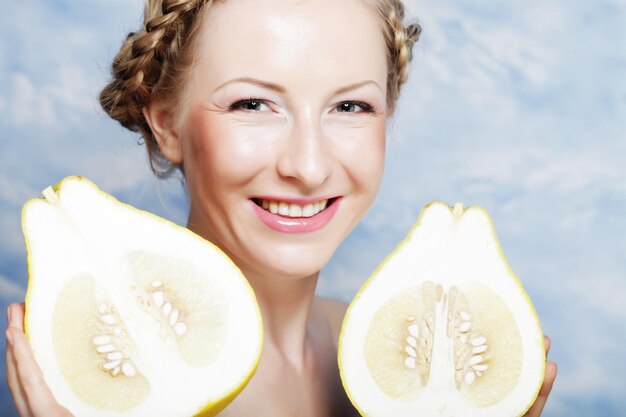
[314,295,349,347]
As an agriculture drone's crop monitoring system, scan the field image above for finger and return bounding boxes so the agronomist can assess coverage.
[523,360,557,417]
[7,303,37,415]
[8,302,25,332]
[6,326,33,417]
[543,335,551,356]
[9,325,66,416]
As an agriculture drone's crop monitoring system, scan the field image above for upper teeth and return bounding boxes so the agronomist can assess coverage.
[260,199,328,218]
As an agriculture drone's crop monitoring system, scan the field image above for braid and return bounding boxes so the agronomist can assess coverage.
[100,0,211,177]
[376,0,421,114]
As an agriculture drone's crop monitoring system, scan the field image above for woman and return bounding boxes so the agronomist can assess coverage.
[5,0,557,415]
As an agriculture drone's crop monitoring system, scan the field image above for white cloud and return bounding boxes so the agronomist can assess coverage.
[557,358,623,398]
[522,151,622,192]
[355,143,624,245]
[0,273,25,300]
[519,3,569,35]
[554,208,598,233]
[11,72,57,127]
[461,19,553,87]
[0,174,38,207]
[46,65,95,122]
[58,139,154,194]
[469,149,619,191]
[7,68,95,130]
[541,272,626,401]
[409,1,554,99]
[568,273,626,319]
[317,264,360,302]
[0,211,24,255]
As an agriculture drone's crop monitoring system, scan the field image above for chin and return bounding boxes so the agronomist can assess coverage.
[239,241,338,280]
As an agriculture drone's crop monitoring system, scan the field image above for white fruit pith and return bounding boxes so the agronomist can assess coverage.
[338,202,545,417]
[23,176,263,417]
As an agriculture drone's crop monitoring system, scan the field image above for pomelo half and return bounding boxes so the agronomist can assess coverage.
[338,202,545,417]
[22,176,263,417]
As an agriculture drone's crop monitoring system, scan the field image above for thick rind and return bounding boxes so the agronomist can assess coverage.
[22,175,263,417]
[338,201,545,417]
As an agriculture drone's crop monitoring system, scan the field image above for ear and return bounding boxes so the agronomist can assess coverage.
[142,103,183,164]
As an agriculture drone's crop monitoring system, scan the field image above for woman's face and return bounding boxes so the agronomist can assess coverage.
[173,0,388,278]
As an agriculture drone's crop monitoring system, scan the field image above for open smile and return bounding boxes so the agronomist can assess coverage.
[251,197,338,218]
[249,197,341,233]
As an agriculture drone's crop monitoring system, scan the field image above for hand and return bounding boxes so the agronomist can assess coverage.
[523,335,558,417]
[5,303,74,417]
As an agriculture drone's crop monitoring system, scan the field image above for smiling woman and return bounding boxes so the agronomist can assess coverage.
[4,0,556,416]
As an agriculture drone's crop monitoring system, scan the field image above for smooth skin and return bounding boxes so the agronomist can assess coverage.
[5,0,557,416]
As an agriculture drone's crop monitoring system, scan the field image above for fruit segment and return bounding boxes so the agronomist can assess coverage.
[52,274,151,412]
[123,251,229,369]
[339,202,544,417]
[23,176,263,417]
[363,281,523,406]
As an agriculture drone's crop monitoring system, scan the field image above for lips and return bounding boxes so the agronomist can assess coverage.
[249,197,341,233]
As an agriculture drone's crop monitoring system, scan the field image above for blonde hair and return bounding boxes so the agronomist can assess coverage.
[100,0,421,177]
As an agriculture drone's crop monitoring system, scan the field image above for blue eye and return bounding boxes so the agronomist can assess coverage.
[336,101,375,113]
[229,99,268,112]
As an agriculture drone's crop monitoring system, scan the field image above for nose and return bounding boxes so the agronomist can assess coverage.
[276,112,332,190]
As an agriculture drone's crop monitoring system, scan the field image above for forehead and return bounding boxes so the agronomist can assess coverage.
[192,0,387,92]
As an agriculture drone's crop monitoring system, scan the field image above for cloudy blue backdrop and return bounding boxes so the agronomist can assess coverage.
[1,0,624,415]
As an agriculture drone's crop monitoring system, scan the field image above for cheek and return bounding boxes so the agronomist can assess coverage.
[332,119,386,191]
[182,112,277,187]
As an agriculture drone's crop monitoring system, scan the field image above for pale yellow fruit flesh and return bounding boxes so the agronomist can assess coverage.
[124,251,228,368]
[364,281,522,406]
[50,249,233,412]
[460,282,522,407]
[53,274,150,411]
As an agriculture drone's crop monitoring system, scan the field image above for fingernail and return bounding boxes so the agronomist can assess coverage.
[6,305,11,324]
[5,329,14,347]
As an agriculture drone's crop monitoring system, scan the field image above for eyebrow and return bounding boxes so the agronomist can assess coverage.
[212,77,286,94]
[212,77,383,95]
[333,80,383,95]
